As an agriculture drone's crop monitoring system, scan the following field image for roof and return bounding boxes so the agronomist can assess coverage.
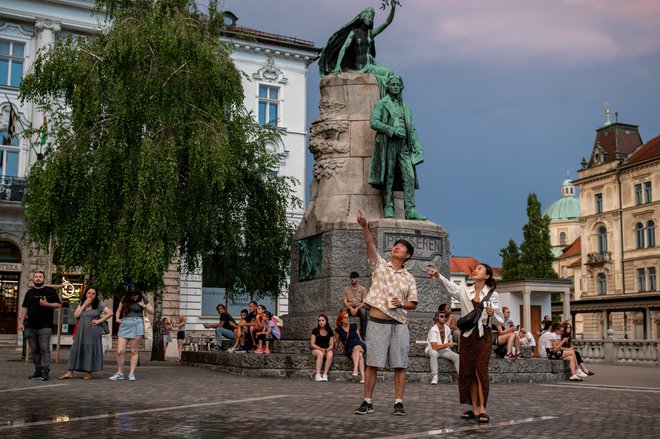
[624,134,660,166]
[567,258,582,269]
[587,122,643,168]
[450,257,501,279]
[560,237,581,259]
[224,24,320,53]
[545,196,580,221]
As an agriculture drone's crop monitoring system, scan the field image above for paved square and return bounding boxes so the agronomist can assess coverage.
[3,351,659,438]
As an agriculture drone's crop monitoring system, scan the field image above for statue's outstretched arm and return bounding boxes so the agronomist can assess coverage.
[373,1,397,38]
[333,31,355,73]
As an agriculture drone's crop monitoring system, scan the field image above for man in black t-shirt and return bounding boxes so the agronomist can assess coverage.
[18,271,61,381]
[203,304,237,351]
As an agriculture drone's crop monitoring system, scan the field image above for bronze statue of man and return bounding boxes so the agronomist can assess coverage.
[368,75,426,220]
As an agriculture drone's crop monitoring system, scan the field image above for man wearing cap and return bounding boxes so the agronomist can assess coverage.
[425,311,459,385]
[342,271,369,339]
[355,210,418,417]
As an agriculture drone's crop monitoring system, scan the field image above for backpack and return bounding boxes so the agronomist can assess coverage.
[273,315,284,328]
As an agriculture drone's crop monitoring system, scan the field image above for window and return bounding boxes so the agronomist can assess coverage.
[636,223,645,249]
[597,273,607,295]
[258,84,279,127]
[635,184,643,205]
[637,268,646,291]
[0,130,19,177]
[598,226,608,254]
[595,193,603,213]
[644,181,652,203]
[647,220,656,247]
[0,39,25,88]
[649,267,657,291]
[559,232,567,246]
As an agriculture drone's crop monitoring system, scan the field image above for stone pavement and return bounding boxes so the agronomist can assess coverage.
[2,350,659,438]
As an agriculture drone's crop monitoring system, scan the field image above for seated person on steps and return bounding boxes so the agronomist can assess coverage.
[492,306,523,358]
[425,310,459,385]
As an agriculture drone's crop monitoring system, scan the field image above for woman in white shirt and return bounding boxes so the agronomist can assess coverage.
[428,264,504,424]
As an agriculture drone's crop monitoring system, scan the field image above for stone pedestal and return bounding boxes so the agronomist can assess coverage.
[283,73,451,341]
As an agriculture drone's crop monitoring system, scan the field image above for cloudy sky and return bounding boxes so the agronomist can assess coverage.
[221,0,660,265]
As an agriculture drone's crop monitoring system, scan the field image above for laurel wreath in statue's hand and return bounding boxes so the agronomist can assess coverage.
[380,0,402,10]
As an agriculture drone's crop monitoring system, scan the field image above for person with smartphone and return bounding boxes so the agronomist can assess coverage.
[18,271,61,381]
[427,263,504,424]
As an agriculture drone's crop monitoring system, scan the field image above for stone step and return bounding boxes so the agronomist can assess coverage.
[182,348,569,384]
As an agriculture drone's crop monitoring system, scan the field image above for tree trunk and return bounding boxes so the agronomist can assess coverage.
[150,292,165,361]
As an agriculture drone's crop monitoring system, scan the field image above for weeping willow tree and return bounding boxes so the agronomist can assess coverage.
[19,0,299,358]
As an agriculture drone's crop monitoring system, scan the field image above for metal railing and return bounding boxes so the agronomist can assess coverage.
[574,339,659,365]
[0,176,25,202]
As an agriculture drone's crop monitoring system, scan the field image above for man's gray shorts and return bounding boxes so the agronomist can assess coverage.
[365,317,410,369]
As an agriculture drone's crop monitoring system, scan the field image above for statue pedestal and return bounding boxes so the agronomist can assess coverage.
[284,73,451,341]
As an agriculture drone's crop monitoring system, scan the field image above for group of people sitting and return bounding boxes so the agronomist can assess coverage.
[203,301,281,354]
[538,320,594,381]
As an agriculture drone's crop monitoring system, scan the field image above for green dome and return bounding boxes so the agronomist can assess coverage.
[545,177,580,221]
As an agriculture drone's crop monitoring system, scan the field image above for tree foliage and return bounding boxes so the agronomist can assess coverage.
[20,0,298,301]
[500,193,557,279]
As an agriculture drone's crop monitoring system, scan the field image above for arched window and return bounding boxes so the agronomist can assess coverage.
[598,226,608,254]
[636,222,645,248]
[597,273,607,295]
[647,220,656,247]
[559,232,567,246]
[0,240,21,262]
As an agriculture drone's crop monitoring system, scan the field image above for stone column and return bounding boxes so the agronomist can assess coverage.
[522,288,531,329]
[562,289,571,322]
[644,307,651,340]
[30,20,61,164]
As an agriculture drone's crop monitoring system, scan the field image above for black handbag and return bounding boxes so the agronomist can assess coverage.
[98,313,110,335]
[457,289,495,332]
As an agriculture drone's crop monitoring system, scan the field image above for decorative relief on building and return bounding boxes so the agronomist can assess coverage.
[253,58,287,84]
[308,119,349,179]
[318,97,346,119]
[35,20,62,33]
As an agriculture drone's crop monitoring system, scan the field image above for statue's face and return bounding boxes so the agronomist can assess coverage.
[361,9,375,26]
[387,79,403,95]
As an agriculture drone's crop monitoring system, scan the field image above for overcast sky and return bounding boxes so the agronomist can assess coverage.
[221,0,660,265]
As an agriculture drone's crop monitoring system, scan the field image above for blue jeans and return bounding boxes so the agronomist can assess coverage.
[215,327,235,347]
[26,327,52,372]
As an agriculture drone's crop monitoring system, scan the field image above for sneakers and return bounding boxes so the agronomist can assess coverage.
[430,374,438,385]
[227,347,236,353]
[128,373,136,381]
[109,372,125,381]
[40,370,50,381]
[393,402,406,416]
[322,373,328,381]
[576,369,588,378]
[254,348,264,354]
[315,373,324,382]
[355,400,374,415]
[263,348,271,354]
[516,352,526,359]
[234,346,247,353]
[504,352,516,359]
[569,374,582,382]
[29,369,42,380]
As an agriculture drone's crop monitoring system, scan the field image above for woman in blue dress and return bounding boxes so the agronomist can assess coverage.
[335,310,366,383]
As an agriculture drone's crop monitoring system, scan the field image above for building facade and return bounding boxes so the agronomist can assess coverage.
[559,114,660,340]
[0,2,318,346]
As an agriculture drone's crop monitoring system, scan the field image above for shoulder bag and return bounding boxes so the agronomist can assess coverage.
[456,288,495,332]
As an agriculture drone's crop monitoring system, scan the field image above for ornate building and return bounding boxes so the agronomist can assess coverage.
[0,2,318,347]
[559,112,660,340]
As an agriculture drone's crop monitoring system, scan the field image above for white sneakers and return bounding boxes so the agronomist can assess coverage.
[576,369,588,378]
[569,374,582,381]
[322,373,328,381]
[315,373,323,382]
[128,373,136,381]
[108,372,124,381]
[431,374,438,385]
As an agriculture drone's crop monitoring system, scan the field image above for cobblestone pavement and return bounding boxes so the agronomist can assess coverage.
[2,351,659,438]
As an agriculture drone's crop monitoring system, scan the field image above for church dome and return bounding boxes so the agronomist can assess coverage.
[545,178,580,221]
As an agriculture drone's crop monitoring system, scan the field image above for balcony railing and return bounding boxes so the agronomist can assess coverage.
[0,176,25,202]
[574,339,659,365]
[586,251,612,265]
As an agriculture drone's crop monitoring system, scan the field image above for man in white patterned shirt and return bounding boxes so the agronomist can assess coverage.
[355,210,418,417]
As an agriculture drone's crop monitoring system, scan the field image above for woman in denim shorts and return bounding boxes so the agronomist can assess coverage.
[109,285,154,382]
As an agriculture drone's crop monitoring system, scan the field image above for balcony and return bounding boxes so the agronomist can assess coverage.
[0,176,26,202]
[586,251,612,266]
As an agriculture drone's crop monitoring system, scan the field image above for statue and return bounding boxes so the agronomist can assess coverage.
[318,2,398,96]
[368,75,426,220]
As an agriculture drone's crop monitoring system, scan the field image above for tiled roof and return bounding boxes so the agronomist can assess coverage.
[588,122,643,168]
[560,237,581,259]
[625,134,660,166]
[567,257,582,269]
